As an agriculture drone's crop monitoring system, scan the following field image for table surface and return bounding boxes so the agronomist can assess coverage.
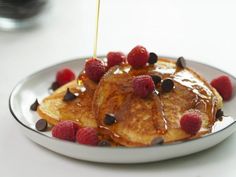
[1,0,236,176]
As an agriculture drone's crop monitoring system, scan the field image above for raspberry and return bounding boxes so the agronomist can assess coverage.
[127,45,149,68]
[133,75,155,98]
[76,127,99,146]
[107,51,126,68]
[180,111,202,135]
[52,121,79,142]
[210,75,233,101]
[85,58,106,82]
[56,68,76,86]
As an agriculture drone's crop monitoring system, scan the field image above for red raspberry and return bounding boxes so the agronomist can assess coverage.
[210,75,233,101]
[76,127,99,146]
[133,75,155,98]
[52,121,79,142]
[56,68,76,86]
[127,45,149,68]
[180,111,202,135]
[107,51,126,68]
[85,58,106,82]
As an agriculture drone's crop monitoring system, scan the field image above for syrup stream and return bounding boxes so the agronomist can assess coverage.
[93,0,101,58]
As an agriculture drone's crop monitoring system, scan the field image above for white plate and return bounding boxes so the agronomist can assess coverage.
[9,57,236,164]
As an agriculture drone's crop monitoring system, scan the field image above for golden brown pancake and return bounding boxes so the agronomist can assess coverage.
[93,58,223,147]
[37,71,97,128]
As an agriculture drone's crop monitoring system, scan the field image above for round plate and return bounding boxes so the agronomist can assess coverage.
[9,57,236,164]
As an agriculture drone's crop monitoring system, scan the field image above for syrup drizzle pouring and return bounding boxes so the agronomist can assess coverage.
[93,0,101,58]
[77,0,101,87]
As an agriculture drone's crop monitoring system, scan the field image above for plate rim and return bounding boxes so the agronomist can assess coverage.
[8,56,236,150]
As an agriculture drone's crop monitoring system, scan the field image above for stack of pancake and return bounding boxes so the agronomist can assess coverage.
[37,58,223,147]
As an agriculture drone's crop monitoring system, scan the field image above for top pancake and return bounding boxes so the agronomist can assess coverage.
[93,58,223,147]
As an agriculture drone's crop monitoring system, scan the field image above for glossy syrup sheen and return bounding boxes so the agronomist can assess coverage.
[107,58,218,121]
[93,58,222,146]
[114,58,218,123]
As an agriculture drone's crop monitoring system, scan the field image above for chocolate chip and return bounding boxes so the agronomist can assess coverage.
[104,114,116,125]
[98,140,112,147]
[50,81,60,91]
[30,99,39,111]
[151,137,164,146]
[216,109,224,121]
[63,88,76,101]
[161,79,174,92]
[176,57,186,68]
[151,75,162,85]
[35,119,48,132]
[148,52,158,65]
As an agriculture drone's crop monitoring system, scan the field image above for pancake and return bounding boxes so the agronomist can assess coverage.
[37,71,97,128]
[93,58,223,147]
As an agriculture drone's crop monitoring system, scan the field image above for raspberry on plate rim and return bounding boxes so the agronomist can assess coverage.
[210,75,233,101]
[56,68,76,86]
[52,120,79,142]
[76,127,99,146]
